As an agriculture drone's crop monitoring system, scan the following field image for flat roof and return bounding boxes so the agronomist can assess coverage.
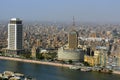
[10,18,21,21]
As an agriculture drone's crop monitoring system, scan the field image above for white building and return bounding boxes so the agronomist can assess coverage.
[7,18,23,54]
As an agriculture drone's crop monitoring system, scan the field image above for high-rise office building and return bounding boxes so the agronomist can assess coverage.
[7,18,23,54]
[68,30,78,49]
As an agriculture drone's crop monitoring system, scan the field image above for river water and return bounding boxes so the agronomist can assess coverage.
[0,60,120,80]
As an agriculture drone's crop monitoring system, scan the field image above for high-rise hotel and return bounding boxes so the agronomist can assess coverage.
[7,18,23,54]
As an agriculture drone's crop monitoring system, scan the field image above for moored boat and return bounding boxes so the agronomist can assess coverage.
[69,65,80,70]
[0,71,35,80]
[100,68,112,73]
[80,67,92,72]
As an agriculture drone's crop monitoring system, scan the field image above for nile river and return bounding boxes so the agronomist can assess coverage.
[0,60,120,80]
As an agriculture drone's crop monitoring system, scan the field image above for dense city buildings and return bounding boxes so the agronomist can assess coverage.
[1,1,120,80]
[0,20,120,70]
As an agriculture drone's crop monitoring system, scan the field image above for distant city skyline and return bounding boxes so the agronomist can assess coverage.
[0,0,120,23]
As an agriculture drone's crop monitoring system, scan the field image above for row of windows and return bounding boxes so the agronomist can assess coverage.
[10,21,22,24]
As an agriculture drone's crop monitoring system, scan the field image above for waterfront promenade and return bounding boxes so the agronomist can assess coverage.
[0,56,72,68]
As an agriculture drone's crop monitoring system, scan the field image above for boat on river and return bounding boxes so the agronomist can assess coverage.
[69,65,80,70]
[100,68,112,73]
[0,71,35,80]
[80,67,92,72]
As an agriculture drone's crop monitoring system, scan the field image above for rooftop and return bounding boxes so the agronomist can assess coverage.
[10,18,21,21]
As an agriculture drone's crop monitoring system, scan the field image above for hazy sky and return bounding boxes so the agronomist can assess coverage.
[0,0,120,22]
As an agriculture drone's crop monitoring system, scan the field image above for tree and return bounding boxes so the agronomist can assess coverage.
[42,53,51,60]
[60,60,65,64]
[36,53,44,60]
[68,59,73,64]
[83,62,90,66]
[22,53,31,58]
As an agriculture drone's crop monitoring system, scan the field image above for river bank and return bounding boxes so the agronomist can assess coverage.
[112,70,120,75]
[0,56,120,75]
[0,56,72,68]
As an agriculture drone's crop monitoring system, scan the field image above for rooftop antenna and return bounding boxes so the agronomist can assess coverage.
[72,16,75,27]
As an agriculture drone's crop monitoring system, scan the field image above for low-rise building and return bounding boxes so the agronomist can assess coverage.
[84,47,108,66]
[58,47,84,62]
[84,55,95,66]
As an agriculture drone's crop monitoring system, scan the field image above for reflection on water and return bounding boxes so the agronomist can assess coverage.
[0,60,120,80]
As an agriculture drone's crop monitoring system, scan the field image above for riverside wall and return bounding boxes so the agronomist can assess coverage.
[0,56,72,68]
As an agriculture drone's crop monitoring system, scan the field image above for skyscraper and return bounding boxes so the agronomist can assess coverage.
[7,18,23,54]
[68,30,78,49]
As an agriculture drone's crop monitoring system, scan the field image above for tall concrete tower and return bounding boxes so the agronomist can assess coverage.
[68,30,78,49]
[7,18,23,54]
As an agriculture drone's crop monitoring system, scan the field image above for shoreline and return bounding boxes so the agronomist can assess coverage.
[0,56,120,75]
[0,56,72,68]
[112,70,120,75]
